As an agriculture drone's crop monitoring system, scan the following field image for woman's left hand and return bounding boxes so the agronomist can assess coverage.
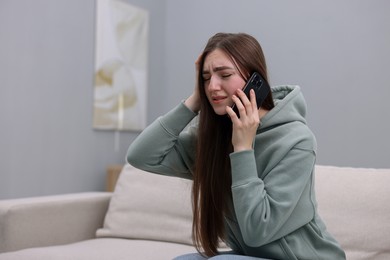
[226,88,260,152]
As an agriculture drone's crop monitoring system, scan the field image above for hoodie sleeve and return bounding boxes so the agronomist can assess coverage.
[229,143,316,247]
[126,102,197,179]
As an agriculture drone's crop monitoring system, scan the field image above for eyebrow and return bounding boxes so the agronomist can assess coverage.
[202,66,235,75]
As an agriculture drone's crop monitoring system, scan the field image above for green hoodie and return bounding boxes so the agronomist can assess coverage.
[127,85,346,260]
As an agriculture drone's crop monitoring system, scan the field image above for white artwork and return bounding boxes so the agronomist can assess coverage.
[93,0,149,131]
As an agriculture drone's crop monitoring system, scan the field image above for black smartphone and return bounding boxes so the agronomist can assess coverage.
[232,72,270,115]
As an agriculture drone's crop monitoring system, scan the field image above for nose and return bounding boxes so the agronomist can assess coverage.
[207,76,221,91]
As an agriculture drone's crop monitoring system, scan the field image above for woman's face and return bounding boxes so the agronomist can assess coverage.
[202,49,246,115]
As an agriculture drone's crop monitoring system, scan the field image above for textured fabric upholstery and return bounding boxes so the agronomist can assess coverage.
[1,165,389,260]
[315,165,390,260]
[0,192,111,253]
[96,164,194,245]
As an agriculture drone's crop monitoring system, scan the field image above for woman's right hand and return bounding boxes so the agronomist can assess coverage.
[184,55,202,113]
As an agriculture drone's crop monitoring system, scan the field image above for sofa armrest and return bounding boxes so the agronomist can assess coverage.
[0,192,111,253]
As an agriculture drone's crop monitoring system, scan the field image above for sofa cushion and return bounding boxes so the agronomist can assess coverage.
[315,165,390,260]
[96,164,194,245]
[0,238,197,260]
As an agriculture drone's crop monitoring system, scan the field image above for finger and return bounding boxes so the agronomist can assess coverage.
[236,89,250,104]
[250,89,258,111]
[232,94,246,117]
[236,89,252,115]
[226,105,239,122]
[195,54,202,70]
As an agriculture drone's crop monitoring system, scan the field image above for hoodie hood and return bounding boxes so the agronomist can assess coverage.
[260,85,307,129]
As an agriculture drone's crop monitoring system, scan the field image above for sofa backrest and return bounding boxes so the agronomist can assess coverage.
[100,164,390,260]
[315,165,390,260]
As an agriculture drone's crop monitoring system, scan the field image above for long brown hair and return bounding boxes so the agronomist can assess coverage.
[192,33,274,256]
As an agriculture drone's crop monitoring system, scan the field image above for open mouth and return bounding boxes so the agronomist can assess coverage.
[212,96,227,103]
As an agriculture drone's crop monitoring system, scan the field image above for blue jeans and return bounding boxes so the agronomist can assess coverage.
[173,251,270,260]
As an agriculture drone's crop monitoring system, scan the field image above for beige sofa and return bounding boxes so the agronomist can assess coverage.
[0,164,389,260]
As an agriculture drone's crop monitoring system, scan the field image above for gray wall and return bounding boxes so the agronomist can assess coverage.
[164,0,390,168]
[0,0,166,199]
[1,0,389,199]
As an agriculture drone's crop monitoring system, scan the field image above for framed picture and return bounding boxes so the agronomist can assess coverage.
[93,0,149,131]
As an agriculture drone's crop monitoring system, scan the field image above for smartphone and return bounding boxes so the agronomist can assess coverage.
[232,72,270,116]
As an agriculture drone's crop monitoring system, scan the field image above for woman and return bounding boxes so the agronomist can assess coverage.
[127,32,345,259]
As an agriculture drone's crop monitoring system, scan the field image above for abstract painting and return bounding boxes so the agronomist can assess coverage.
[93,0,149,131]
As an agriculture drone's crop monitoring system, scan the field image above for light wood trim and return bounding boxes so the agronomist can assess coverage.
[106,164,124,192]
